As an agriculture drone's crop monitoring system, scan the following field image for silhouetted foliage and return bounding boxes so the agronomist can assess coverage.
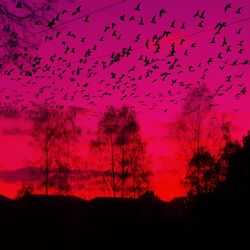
[218,131,250,195]
[139,190,159,201]
[186,147,222,195]
[171,84,232,197]
[16,182,34,198]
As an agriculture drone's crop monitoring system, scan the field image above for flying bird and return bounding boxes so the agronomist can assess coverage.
[224,3,232,12]
[134,3,141,11]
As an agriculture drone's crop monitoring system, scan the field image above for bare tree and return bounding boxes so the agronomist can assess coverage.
[32,107,81,195]
[32,108,56,195]
[52,110,82,195]
[91,106,151,198]
[126,136,151,198]
[91,106,119,197]
[171,84,230,196]
[116,106,140,197]
[172,84,216,155]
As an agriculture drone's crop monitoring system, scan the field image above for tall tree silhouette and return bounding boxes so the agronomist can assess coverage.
[171,84,229,196]
[91,106,151,198]
[126,136,151,198]
[32,107,81,195]
[91,106,118,197]
[32,108,57,195]
[219,131,250,195]
[187,147,221,195]
[116,106,141,197]
[52,110,82,195]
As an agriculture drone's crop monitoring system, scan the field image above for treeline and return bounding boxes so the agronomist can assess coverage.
[18,106,250,200]
[16,85,250,199]
[185,130,250,198]
[172,84,250,198]
[25,105,151,199]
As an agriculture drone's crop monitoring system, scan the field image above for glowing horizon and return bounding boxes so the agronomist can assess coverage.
[1,0,250,200]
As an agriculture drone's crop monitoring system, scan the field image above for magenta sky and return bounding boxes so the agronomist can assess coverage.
[0,0,250,200]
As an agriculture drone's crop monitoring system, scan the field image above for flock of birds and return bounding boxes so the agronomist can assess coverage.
[0,1,249,120]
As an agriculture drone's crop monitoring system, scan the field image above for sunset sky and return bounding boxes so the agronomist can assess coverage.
[0,0,250,200]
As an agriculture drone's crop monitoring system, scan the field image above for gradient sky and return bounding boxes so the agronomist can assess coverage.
[0,0,250,200]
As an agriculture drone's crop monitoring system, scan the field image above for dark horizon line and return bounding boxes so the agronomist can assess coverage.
[0,192,186,203]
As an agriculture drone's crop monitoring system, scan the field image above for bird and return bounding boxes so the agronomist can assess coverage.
[72,5,81,15]
[200,10,205,19]
[236,27,243,35]
[159,9,166,18]
[180,22,186,29]
[151,15,157,24]
[104,26,110,32]
[134,3,141,11]
[198,20,204,28]
[210,36,216,44]
[222,37,227,46]
[76,5,82,12]
[170,20,175,28]
[193,10,200,18]
[236,7,242,14]
[134,34,141,42]
[16,2,23,8]
[120,14,125,21]
[139,17,144,25]
[224,3,232,12]
[84,15,89,23]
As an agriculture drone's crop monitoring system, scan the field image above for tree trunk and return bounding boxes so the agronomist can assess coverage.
[121,146,125,198]
[45,146,49,195]
[110,135,116,198]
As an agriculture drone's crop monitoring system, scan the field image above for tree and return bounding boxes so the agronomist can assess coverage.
[32,106,81,195]
[126,135,151,198]
[139,190,159,201]
[116,106,140,197]
[171,84,230,196]
[32,108,57,195]
[52,110,82,195]
[91,106,151,198]
[16,182,34,198]
[186,147,219,195]
[219,131,250,195]
[172,84,218,155]
[92,106,118,197]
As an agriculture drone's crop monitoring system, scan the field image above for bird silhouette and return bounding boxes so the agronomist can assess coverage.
[134,3,141,11]
[224,3,232,12]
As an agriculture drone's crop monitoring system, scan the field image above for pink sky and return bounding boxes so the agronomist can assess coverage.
[0,0,250,200]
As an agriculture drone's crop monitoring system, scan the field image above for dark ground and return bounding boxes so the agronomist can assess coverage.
[0,194,249,249]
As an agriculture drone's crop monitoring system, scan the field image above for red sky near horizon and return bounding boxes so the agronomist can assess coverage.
[0,0,250,200]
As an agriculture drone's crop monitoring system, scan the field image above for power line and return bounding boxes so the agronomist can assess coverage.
[33,16,250,71]
[26,0,129,38]
[133,17,250,52]
[0,0,51,20]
